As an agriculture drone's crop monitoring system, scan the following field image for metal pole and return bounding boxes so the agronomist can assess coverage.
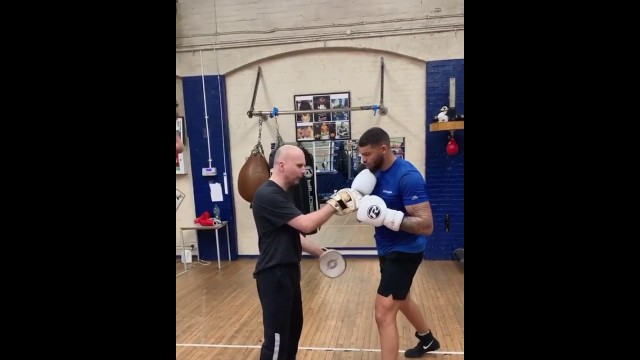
[248,105,388,118]
[247,67,261,118]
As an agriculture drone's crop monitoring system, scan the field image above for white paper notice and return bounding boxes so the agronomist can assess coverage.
[210,182,223,202]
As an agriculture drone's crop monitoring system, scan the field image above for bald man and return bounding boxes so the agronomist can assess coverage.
[251,144,337,360]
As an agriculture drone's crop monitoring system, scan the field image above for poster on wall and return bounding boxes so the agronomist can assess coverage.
[176,117,186,174]
[390,137,405,159]
[351,136,406,171]
[294,92,351,142]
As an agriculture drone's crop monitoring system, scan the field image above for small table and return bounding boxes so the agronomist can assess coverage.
[179,221,230,271]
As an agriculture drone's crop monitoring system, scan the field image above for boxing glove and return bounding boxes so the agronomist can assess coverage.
[326,188,361,216]
[382,206,404,231]
[350,168,376,195]
[356,195,386,226]
[356,195,405,231]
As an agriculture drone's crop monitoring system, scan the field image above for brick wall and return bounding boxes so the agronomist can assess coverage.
[425,59,464,260]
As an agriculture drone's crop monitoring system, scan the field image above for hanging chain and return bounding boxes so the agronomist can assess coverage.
[380,57,385,106]
[252,116,265,156]
[274,115,285,148]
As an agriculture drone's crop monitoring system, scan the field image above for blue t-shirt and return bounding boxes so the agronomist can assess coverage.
[372,158,429,256]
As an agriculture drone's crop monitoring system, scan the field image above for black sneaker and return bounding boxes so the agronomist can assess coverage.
[404,331,440,358]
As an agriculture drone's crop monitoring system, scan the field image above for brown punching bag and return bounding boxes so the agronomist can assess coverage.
[238,150,270,203]
[238,118,270,203]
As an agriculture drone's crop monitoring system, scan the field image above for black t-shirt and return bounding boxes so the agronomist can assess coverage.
[252,180,303,277]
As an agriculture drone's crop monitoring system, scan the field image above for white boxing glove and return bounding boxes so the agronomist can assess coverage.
[382,206,404,231]
[356,195,386,226]
[356,195,405,231]
[326,188,362,216]
[351,168,376,195]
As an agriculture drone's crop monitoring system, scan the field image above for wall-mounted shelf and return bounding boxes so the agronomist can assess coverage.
[430,121,464,132]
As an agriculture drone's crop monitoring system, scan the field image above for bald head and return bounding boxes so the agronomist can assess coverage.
[274,144,303,164]
[272,145,306,189]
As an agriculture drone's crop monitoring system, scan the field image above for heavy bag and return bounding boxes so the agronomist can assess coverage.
[268,143,279,170]
[238,151,270,203]
[289,145,319,235]
[268,131,285,170]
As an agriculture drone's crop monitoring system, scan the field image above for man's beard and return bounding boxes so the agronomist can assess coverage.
[367,159,381,173]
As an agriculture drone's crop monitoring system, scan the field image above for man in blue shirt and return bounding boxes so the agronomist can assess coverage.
[356,127,441,359]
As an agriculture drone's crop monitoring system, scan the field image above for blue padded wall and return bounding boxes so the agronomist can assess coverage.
[181,75,237,261]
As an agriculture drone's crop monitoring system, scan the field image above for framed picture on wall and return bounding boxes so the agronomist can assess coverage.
[294,92,351,142]
[176,117,186,174]
[390,137,405,159]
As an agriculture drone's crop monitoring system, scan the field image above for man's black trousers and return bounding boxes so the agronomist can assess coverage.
[256,264,302,360]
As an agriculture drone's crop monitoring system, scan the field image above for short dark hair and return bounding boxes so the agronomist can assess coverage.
[358,127,390,147]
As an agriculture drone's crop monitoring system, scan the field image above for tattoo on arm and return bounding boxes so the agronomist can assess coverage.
[399,201,434,236]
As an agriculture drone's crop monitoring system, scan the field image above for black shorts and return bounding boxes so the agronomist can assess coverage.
[378,251,423,300]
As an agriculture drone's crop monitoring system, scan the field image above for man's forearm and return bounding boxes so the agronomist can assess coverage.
[300,235,324,257]
[295,204,335,235]
[309,204,335,229]
[399,215,433,236]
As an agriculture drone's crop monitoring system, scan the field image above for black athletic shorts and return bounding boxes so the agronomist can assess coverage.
[377,251,423,300]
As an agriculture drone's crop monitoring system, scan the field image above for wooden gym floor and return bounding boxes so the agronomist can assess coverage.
[176,258,464,359]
